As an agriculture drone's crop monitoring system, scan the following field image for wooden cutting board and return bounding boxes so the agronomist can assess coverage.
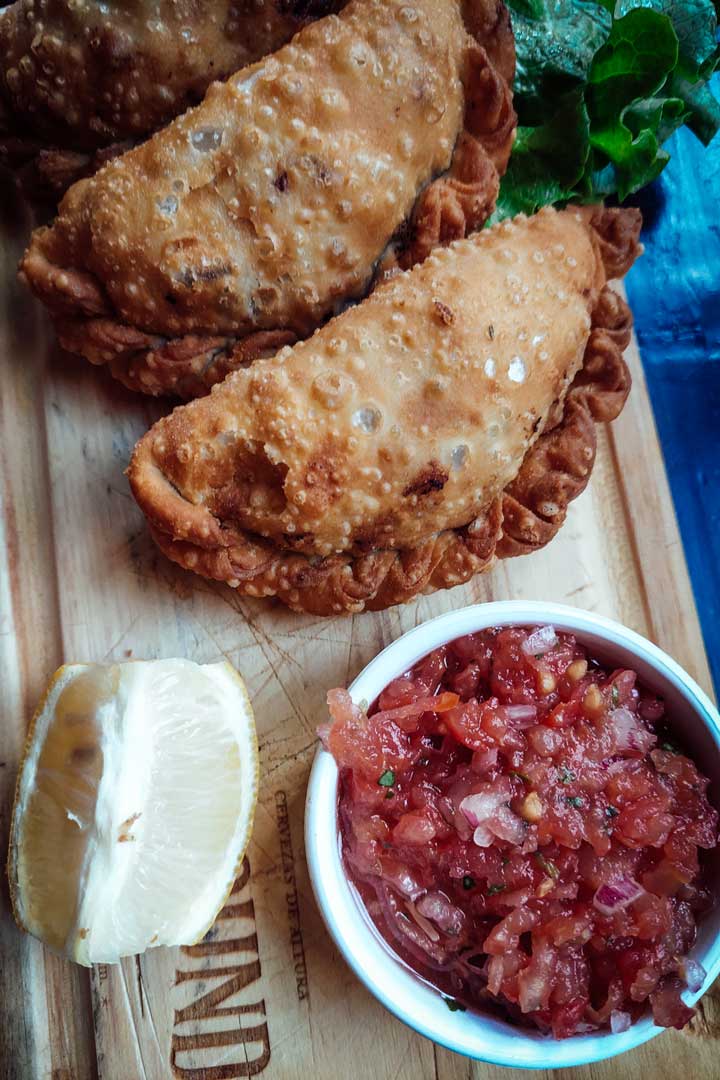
[1,176,718,1080]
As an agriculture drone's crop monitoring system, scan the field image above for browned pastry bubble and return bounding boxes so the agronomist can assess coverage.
[0,0,344,196]
[19,0,516,398]
[127,205,642,615]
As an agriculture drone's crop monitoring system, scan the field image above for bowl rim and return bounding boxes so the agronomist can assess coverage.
[305,601,720,1069]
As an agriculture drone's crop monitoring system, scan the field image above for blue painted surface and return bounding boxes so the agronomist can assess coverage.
[624,78,720,692]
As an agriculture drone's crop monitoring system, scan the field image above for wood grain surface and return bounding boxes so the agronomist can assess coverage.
[1,174,718,1079]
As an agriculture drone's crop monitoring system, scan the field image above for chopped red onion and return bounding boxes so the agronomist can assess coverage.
[460,790,505,828]
[460,785,526,847]
[678,957,706,994]
[473,824,494,847]
[610,1010,632,1034]
[593,877,645,915]
[610,707,656,755]
[503,704,538,728]
[417,891,465,936]
[471,747,498,773]
[491,803,528,845]
[382,861,424,901]
[487,955,505,996]
[521,625,558,657]
[406,901,440,942]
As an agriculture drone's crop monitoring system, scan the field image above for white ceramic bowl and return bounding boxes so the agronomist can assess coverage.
[305,601,720,1069]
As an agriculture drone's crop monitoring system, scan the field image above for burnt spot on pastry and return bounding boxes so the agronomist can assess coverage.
[282,531,315,551]
[274,170,289,192]
[403,462,449,498]
[433,299,455,325]
[176,263,233,288]
[301,155,337,187]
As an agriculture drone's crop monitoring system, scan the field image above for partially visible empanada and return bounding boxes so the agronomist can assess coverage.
[0,0,344,196]
[20,0,516,398]
[128,205,642,615]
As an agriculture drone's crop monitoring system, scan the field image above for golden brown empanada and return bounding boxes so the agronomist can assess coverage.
[20,0,516,398]
[1,0,344,196]
[128,205,642,615]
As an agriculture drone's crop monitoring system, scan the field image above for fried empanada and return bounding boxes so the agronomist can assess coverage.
[128,205,642,615]
[20,0,516,398]
[0,0,343,196]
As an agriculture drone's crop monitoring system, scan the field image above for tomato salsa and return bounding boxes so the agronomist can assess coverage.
[321,626,718,1037]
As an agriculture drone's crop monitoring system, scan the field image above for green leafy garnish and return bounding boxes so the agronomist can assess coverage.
[487,883,507,895]
[444,997,467,1012]
[385,790,395,799]
[605,804,620,817]
[462,875,476,889]
[494,0,720,219]
[661,740,680,752]
[534,851,561,878]
[559,766,577,784]
[377,770,395,787]
[611,684,620,707]
[566,795,584,808]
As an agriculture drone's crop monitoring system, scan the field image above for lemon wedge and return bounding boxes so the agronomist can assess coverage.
[7,659,258,966]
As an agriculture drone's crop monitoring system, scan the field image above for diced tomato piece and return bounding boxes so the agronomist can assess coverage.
[650,978,695,1029]
[550,996,587,1039]
[615,797,674,849]
[448,661,484,700]
[393,809,437,845]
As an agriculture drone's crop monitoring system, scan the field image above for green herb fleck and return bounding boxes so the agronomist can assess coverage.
[534,852,560,879]
[510,770,531,784]
[385,790,395,800]
[661,741,679,753]
[444,997,467,1012]
[487,883,507,895]
[502,856,510,866]
[565,795,584,809]
[611,685,620,707]
[378,770,395,787]
[559,766,576,784]
[462,875,476,890]
[605,804,619,818]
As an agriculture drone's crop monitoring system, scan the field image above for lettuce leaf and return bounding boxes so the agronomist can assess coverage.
[495,0,720,218]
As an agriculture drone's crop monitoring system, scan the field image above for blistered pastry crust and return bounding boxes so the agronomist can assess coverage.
[0,0,343,196]
[20,0,516,397]
[128,205,643,614]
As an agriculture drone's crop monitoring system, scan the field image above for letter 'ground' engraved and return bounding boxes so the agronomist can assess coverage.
[171,856,271,1078]
[275,790,309,1001]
